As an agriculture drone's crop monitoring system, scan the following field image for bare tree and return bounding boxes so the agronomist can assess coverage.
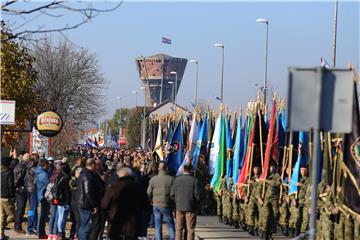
[32,37,107,127]
[1,0,123,42]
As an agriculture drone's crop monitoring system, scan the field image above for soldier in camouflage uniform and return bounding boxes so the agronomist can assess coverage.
[231,182,240,229]
[300,177,311,233]
[221,177,232,225]
[258,160,281,239]
[214,180,223,223]
[288,165,309,237]
[317,180,334,240]
[239,181,248,230]
[279,181,290,236]
[246,164,261,236]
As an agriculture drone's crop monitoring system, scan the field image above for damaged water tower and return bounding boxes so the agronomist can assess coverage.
[135,54,188,107]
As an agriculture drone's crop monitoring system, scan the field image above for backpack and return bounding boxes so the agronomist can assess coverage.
[44,177,64,204]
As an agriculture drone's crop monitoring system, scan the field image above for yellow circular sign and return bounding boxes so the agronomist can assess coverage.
[36,111,63,137]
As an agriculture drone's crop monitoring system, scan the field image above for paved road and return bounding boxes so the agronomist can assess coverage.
[195,216,290,240]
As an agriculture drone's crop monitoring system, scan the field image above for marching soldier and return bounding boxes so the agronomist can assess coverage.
[231,182,240,229]
[288,165,309,237]
[221,177,232,225]
[246,164,262,236]
[258,160,281,240]
[279,180,290,236]
[239,180,249,231]
[214,178,224,223]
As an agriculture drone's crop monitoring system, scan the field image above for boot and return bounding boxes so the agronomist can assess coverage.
[248,225,255,236]
[254,227,259,236]
[233,221,239,229]
[223,216,229,225]
[218,215,223,223]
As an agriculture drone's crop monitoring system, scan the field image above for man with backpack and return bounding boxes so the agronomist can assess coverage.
[13,153,29,234]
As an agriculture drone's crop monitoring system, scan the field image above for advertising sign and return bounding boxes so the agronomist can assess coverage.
[29,127,50,159]
[36,111,63,137]
[0,100,16,125]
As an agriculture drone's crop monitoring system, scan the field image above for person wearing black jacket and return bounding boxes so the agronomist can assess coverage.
[25,153,38,235]
[89,159,105,240]
[76,158,101,240]
[1,157,15,240]
[13,153,29,234]
[55,162,71,240]
[101,167,150,240]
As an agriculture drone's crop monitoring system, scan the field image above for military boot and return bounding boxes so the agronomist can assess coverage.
[233,221,239,229]
[248,225,255,236]
[218,215,223,223]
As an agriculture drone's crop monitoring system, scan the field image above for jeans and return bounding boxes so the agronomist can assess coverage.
[37,199,49,236]
[78,209,93,240]
[57,205,70,234]
[153,206,175,240]
[27,192,38,233]
[14,191,27,230]
[49,205,58,234]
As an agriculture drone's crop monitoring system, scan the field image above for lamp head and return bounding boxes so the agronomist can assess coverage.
[256,18,269,24]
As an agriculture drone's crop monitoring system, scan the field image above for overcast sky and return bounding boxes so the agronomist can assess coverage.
[4,1,359,121]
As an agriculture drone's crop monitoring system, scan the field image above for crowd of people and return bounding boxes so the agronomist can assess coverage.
[0,146,203,240]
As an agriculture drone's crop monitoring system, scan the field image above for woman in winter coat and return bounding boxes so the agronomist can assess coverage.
[35,159,50,239]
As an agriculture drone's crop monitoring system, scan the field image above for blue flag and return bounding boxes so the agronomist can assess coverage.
[288,131,309,195]
[192,114,208,169]
[225,116,233,188]
[166,120,183,174]
[239,116,249,169]
[232,115,243,184]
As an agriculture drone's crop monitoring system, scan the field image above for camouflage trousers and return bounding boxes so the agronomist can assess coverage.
[334,214,354,240]
[214,193,222,216]
[278,200,289,227]
[300,205,310,233]
[222,195,232,219]
[288,204,301,230]
[239,201,247,224]
[258,199,279,233]
[246,198,260,228]
[232,197,240,222]
[316,213,334,240]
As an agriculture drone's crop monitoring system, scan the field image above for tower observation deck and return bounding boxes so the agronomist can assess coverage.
[135,54,187,107]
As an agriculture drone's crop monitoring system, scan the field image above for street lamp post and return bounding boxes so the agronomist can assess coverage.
[116,96,122,145]
[256,18,269,106]
[214,43,224,103]
[170,71,178,110]
[140,87,146,150]
[189,59,199,106]
[132,90,138,109]
[168,81,175,113]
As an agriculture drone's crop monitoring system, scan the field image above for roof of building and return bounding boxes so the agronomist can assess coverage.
[149,100,191,117]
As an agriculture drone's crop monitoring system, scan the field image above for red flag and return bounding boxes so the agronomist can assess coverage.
[260,99,277,181]
[237,108,258,198]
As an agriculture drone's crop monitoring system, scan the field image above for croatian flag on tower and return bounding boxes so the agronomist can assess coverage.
[162,37,172,44]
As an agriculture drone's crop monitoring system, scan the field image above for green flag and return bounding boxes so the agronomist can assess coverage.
[214,115,226,192]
